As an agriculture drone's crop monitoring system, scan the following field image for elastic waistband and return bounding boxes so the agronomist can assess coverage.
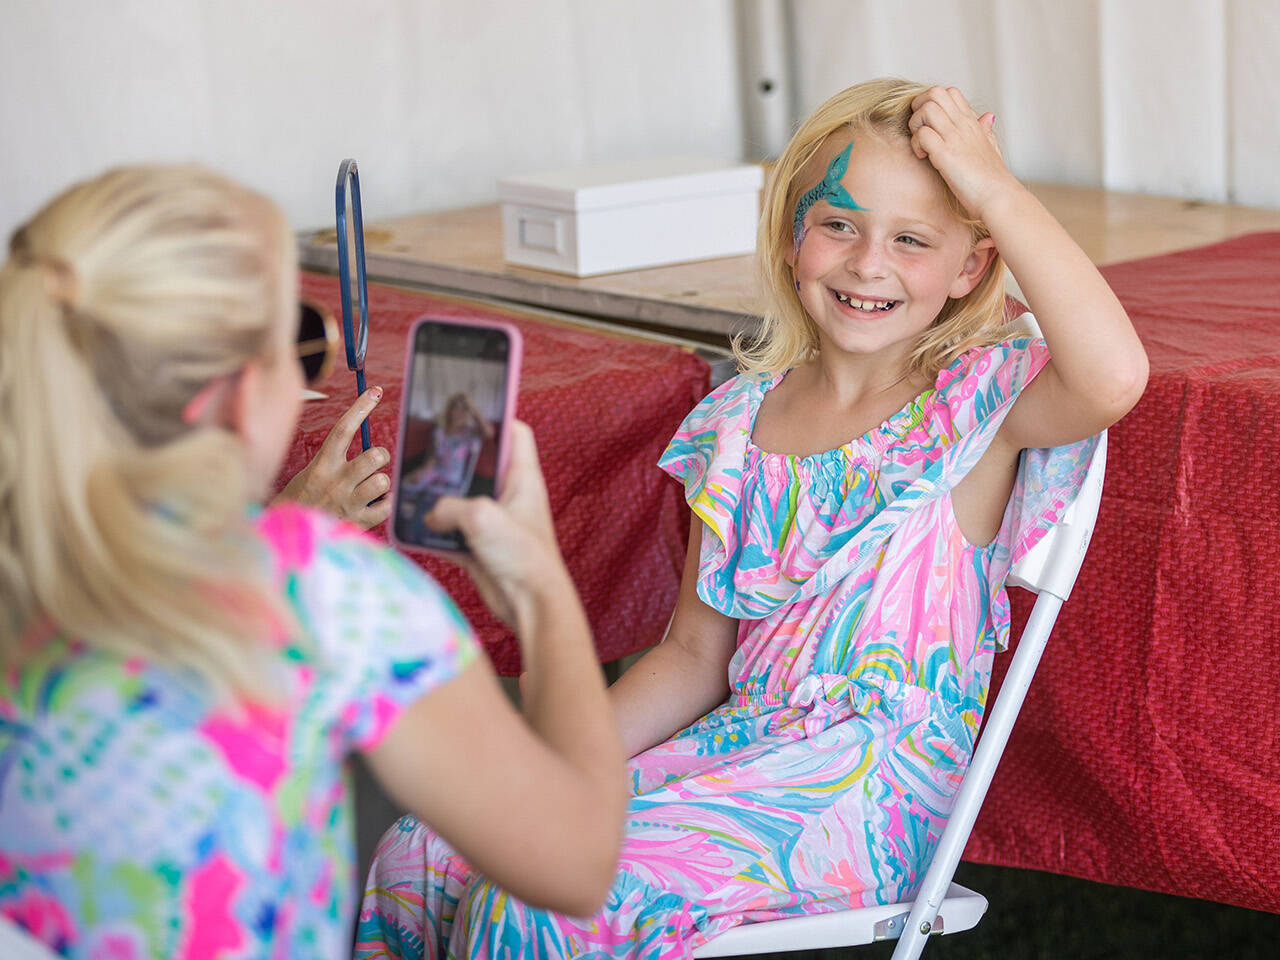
[731,672,883,712]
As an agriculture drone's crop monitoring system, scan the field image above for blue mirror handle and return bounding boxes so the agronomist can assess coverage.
[354,369,370,452]
[335,159,371,451]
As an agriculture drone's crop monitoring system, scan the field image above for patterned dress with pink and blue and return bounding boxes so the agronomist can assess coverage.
[357,336,1097,959]
[0,505,478,958]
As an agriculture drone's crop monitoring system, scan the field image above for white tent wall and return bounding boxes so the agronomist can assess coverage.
[790,0,1279,208]
[2,0,1277,241]
[0,0,743,235]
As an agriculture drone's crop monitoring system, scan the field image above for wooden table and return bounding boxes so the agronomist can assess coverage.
[297,182,1280,339]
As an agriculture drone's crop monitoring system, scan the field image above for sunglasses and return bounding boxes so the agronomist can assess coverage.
[296,298,341,387]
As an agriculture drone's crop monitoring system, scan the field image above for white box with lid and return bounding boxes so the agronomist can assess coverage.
[497,157,764,277]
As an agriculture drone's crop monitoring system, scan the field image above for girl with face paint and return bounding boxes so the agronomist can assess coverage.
[357,78,1147,959]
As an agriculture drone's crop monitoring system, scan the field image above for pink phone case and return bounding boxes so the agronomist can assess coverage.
[389,315,523,556]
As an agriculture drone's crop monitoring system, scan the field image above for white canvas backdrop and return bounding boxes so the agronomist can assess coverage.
[789,0,1279,208]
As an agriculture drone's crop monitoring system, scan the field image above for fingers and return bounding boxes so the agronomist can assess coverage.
[498,421,558,544]
[353,494,393,530]
[910,124,945,161]
[503,421,539,480]
[319,386,384,459]
[424,493,492,537]
[352,469,391,505]
[908,95,958,161]
[908,85,994,160]
[910,85,975,121]
[345,445,390,485]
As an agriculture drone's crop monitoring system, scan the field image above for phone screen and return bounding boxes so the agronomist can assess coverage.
[394,319,515,552]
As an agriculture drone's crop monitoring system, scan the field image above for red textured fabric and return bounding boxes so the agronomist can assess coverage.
[277,274,710,675]
[968,233,1280,913]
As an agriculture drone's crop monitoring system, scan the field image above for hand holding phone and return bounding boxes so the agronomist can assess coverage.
[420,420,570,631]
[391,316,522,554]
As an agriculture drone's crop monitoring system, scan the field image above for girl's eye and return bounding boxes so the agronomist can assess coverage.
[825,221,852,233]
[896,235,927,247]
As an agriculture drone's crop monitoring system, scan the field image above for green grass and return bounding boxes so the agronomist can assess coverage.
[750,861,1272,960]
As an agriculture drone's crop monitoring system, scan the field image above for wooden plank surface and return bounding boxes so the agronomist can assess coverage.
[299,183,1280,339]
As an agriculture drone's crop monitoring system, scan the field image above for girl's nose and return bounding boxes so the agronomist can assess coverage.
[845,237,888,280]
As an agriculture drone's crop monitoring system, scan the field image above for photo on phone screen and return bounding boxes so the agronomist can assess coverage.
[393,318,519,552]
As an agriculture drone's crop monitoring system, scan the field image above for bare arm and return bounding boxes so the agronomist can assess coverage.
[609,521,739,759]
[364,422,626,917]
[909,87,1149,450]
[365,585,623,918]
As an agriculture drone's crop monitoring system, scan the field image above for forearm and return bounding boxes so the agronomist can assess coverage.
[516,572,626,789]
[608,635,733,758]
[983,182,1148,410]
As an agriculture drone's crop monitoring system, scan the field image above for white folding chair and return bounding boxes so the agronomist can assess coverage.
[693,423,1109,959]
[0,917,62,959]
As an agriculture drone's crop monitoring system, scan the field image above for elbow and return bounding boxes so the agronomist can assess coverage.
[540,835,624,919]
[569,777,629,915]
[1100,347,1149,423]
[554,852,621,919]
[537,772,629,917]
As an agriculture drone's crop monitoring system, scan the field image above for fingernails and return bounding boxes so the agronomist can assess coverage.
[371,386,383,402]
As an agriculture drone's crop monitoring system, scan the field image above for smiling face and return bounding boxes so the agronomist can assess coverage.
[788,129,991,369]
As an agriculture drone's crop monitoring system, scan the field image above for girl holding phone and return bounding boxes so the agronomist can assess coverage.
[0,164,626,957]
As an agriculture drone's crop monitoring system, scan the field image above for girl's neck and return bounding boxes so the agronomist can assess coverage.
[805,341,925,409]
[753,350,931,458]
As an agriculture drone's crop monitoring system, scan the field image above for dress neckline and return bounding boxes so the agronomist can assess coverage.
[745,369,939,461]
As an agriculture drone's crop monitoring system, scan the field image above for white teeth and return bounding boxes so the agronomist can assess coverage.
[834,292,896,312]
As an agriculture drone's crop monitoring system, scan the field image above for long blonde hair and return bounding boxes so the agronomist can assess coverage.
[0,165,295,698]
[736,77,1011,378]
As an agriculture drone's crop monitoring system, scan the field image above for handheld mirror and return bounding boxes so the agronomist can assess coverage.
[335,158,372,451]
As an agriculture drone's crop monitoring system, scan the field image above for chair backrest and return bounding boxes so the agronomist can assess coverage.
[890,420,1108,960]
[1007,431,1108,600]
[1006,308,1106,601]
[0,917,62,960]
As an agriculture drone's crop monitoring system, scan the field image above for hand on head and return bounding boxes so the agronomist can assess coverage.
[274,386,392,529]
[907,85,1012,221]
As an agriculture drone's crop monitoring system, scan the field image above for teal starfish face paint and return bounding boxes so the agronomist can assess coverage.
[792,141,867,257]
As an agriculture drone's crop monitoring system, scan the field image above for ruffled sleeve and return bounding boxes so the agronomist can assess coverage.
[657,373,763,556]
[256,504,480,752]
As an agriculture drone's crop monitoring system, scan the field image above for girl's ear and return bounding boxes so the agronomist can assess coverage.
[948,237,997,299]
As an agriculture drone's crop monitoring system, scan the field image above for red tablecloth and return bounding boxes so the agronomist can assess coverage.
[969,233,1280,913]
[277,274,710,675]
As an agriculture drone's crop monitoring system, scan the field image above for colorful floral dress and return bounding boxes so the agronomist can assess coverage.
[0,505,478,959]
[356,337,1097,960]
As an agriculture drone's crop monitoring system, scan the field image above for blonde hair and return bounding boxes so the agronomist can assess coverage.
[736,77,1011,378]
[0,165,296,698]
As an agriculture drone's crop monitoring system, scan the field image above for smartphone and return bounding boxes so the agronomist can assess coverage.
[391,316,522,553]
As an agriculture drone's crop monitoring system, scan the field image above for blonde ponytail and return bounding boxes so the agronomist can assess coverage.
[0,165,296,699]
